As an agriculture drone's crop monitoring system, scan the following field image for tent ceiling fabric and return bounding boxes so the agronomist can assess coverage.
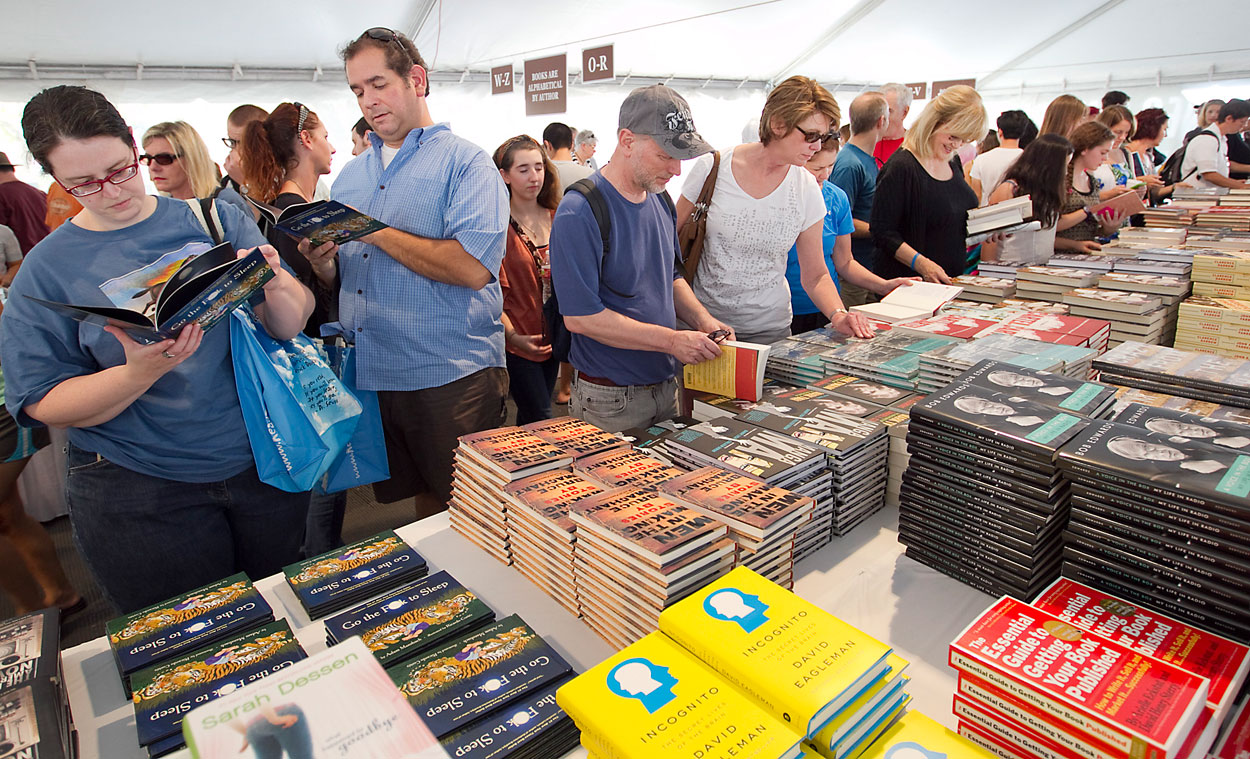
[6,0,1249,91]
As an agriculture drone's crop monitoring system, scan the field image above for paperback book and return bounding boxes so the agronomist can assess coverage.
[522,416,629,460]
[438,678,578,759]
[682,340,771,401]
[248,196,388,248]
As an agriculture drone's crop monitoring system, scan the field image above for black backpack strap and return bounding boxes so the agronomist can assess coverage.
[652,189,688,280]
[564,176,632,298]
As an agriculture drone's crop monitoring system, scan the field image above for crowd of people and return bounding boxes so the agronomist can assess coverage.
[0,26,1247,616]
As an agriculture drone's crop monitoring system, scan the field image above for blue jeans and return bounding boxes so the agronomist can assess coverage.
[245,704,312,759]
[506,352,559,425]
[65,443,309,613]
[303,489,347,558]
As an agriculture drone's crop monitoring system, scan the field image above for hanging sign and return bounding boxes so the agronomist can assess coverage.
[904,82,927,100]
[582,45,614,82]
[491,65,513,95]
[931,78,978,97]
[524,54,567,115]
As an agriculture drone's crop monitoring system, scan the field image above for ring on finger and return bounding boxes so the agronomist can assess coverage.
[162,351,176,359]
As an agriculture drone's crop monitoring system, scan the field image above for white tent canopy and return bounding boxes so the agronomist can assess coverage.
[2,0,1248,189]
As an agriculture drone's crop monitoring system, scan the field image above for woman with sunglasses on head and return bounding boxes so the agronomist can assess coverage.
[141,120,250,218]
[492,135,561,424]
[677,76,873,343]
[0,86,314,613]
[871,85,988,285]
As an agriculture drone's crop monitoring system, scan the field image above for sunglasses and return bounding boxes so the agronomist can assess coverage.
[57,149,141,197]
[363,27,412,63]
[793,125,839,144]
[139,152,181,166]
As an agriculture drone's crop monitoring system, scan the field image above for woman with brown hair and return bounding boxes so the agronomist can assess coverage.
[1092,105,1160,199]
[676,75,872,342]
[493,135,561,424]
[1055,121,1130,254]
[1039,95,1088,139]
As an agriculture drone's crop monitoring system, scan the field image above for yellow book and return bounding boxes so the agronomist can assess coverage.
[812,654,910,751]
[682,340,770,401]
[558,631,803,759]
[657,566,892,738]
[853,710,997,759]
[840,699,907,759]
[831,691,911,759]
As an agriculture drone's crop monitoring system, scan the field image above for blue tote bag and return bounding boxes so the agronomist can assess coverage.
[316,342,389,493]
[230,307,362,492]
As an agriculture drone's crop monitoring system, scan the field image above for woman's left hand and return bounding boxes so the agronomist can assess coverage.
[830,310,876,339]
[877,277,920,296]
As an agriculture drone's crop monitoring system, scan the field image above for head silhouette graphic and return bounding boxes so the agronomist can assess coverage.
[606,658,678,713]
[703,588,770,633]
[885,743,947,759]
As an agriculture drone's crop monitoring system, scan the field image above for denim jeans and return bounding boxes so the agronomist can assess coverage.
[65,443,309,613]
[245,704,313,759]
[302,489,347,559]
[505,352,559,425]
[569,374,678,433]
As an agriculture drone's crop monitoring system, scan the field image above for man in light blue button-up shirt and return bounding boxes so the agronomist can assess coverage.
[330,28,509,517]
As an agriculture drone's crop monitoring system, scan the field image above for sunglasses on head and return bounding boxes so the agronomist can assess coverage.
[794,125,838,144]
[139,152,181,166]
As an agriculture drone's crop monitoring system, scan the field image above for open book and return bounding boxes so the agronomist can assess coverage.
[24,242,273,342]
[1087,189,1147,219]
[850,281,964,323]
[247,197,388,248]
[682,340,770,401]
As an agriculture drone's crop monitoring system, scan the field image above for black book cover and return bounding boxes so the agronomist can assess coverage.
[906,441,1067,506]
[905,461,1061,521]
[666,418,824,482]
[901,493,1059,557]
[0,679,71,759]
[1070,489,1250,566]
[905,545,1013,599]
[1067,474,1250,543]
[1112,403,1250,452]
[905,430,1060,491]
[282,530,427,616]
[898,512,1041,569]
[905,421,1059,483]
[912,382,1089,464]
[438,678,576,759]
[0,609,59,692]
[954,359,1117,417]
[898,479,1063,549]
[898,519,1054,582]
[1057,420,1250,517]
[736,405,885,456]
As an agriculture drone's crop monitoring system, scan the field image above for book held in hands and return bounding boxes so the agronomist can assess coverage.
[247,196,388,248]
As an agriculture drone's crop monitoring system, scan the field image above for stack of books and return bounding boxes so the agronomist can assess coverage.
[889,313,998,341]
[450,426,573,564]
[106,574,274,698]
[557,631,806,759]
[1093,341,1250,408]
[950,596,1213,759]
[1213,700,1250,758]
[1014,266,1101,302]
[987,310,1111,352]
[878,712,998,759]
[1033,578,1250,737]
[0,609,75,759]
[1056,418,1250,643]
[182,639,450,759]
[916,333,1091,394]
[660,466,813,588]
[1063,286,1169,346]
[501,469,605,616]
[976,261,1026,279]
[1195,207,1250,232]
[1191,250,1250,300]
[766,337,835,385]
[658,567,910,759]
[819,341,922,390]
[1119,227,1189,247]
[1111,385,1250,422]
[965,195,1034,245]
[1114,256,1193,279]
[1142,206,1196,228]
[736,403,890,538]
[951,274,1016,303]
[324,570,495,666]
[387,614,576,745]
[569,486,734,648]
[616,416,698,463]
[1097,271,1190,344]
[282,531,428,619]
[131,619,306,757]
[575,444,685,488]
[1048,252,1118,272]
[959,359,1118,418]
[523,415,629,459]
[900,378,1089,599]
[1176,296,1250,358]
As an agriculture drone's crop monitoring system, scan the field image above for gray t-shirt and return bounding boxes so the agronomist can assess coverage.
[0,224,21,264]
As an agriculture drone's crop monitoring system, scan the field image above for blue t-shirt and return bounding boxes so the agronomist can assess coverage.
[785,181,855,317]
[830,143,879,267]
[0,196,270,482]
[549,174,681,386]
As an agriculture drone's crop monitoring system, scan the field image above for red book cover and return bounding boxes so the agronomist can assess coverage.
[502,469,605,533]
[949,596,1208,759]
[569,486,728,560]
[522,416,630,458]
[955,692,1086,759]
[1032,578,1250,721]
[895,314,999,340]
[1212,697,1250,759]
[998,312,1112,341]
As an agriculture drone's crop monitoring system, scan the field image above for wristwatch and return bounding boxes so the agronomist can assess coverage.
[830,308,848,318]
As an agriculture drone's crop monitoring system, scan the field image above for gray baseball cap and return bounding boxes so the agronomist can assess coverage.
[618,84,713,160]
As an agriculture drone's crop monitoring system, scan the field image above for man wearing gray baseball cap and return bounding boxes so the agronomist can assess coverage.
[549,84,732,432]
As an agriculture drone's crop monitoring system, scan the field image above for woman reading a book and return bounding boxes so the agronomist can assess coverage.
[1055,122,1131,255]
[676,76,874,343]
[870,85,987,284]
[0,85,315,613]
[1125,109,1187,203]
[237,102,339,338]
[1093,106,1161,200]
[492,135,561,425]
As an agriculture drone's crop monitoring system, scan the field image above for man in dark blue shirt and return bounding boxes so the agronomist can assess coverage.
[830,92,888,307]
[550,85,731,432]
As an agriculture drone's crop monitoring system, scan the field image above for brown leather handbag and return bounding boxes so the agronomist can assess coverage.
[677,151,720,284]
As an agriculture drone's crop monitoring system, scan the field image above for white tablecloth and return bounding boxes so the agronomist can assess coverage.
[61,504,997,758]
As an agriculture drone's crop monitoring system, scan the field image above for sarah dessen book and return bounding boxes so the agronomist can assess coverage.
[24,240,273,342]
[182,637,449,758]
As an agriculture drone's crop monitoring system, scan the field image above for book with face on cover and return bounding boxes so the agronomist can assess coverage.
[658,566,892,739]
[182,637,449,759]
[556,632,804,758]
[953,359,1117,417]
[1112,403,1250,451]
[849,281,964,323]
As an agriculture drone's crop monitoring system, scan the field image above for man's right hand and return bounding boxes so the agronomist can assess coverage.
[669,330,722,365]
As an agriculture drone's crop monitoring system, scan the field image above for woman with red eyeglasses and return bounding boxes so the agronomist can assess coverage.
[0,85,315,614]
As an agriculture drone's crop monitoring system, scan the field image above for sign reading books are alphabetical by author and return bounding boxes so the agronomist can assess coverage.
[491,64,513,95]
[524,54,566,115]
[582,44,614,82]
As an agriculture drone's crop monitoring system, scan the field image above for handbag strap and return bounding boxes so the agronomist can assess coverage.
[185,197,224,245]
[688,151,720,224]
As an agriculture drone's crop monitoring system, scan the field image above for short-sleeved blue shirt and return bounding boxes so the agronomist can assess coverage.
[332,125,509,392]
[549,173,680,386]
[830,143,879,267]
[785,181,855,317]
[1,196,269,482]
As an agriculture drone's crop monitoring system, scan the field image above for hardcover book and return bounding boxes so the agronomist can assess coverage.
[572,447,680,490]
[854,710,996,759]
[556,631,804,758]
[658,566,892,738]
[0,608,59,691]
[324,571,494,667]
[247,196,388,248]
[666,417,825,485]
[282,531,427,618]
[387,615,573,738]
[569,486,729,564]
[457,427,572,481]
[182,637,448,759]
[950,596,1209,759]
[659,466,813,541]
[0,680,72,759]
[1112,402,1250,451]
[522,416,629,459]
[953,359,1117,417]
[25,242,273,342]
[501,469,603,533]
